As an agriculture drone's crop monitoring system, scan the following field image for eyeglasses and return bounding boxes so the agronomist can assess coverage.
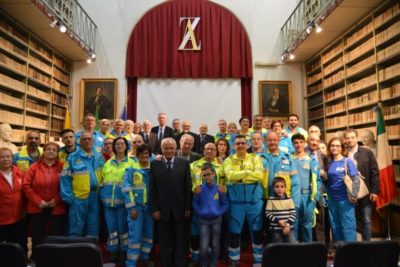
[104,143,113,146]
[235,142,246,145]
[202,173,213,178]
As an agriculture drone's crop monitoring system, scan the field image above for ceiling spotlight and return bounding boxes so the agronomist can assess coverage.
[281,54,285,61]
[49,19,58,28]
[315,24,322,33]
[289,53,295,60]
[306,25,313,34]
[90,52,96,59]
[86,58,92,64]
[59,24,67,33]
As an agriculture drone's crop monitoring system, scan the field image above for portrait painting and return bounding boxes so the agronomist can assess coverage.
[259,80,292,119]
[80,79,117,121]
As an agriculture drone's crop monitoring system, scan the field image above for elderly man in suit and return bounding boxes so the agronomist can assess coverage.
[150,138,192,267]
[151,113,174,154]
[177,134,201,163]
[196,124,214,155]
[140,120,157,154]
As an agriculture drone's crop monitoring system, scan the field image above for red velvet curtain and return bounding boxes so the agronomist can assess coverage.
[126,0,253,119]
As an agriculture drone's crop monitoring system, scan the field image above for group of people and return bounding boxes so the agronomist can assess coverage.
[0,112,380,267]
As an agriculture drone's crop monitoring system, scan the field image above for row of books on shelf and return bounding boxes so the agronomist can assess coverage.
[28,54,52,74]
[374,2,400,29]
[10,129,26,143]
[347,90,378,109]
[307,72,322,85]
[28,67,51,86]
[53,55,71,71]
[381,82,400,100]
[346,54,375,77]
[26,99,48,115]
[326,115,347,129]
[348,109,375,125]
[52,94,68,107]
[347,73,376,94]
[52,105,66,118]
[28,39,52,62]
[25,115,48,129]
[393,146,400,160]
[345,21,373,48]
[324,87,345,101]
[0,72,25,92]
[378,62,400,81]
[307,83,323,95]
[306,59,321,73]
[388,125,400,139]
[51,118,64,132]
[382,103,400,120]
[345,38,374,64]
[326,101,346,116]
[0,110,23,125]
[0,51,26,74]
[0,91,23,109]
[377,40,400,62]
[322,42,343,64]
[309,108,323,119]
[27,85,51,102]
[376,20,400,46]
[323,56,342,76]
[52,79,69,95]
[0,35,27,58]
[53,68,70,84]
[0,18,28,44]
[323,70,343,87]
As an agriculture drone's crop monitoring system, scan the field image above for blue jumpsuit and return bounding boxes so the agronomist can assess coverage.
[75,130,104,154]
[122,166,154,267]
[224,153,264,265]
[60,149,104,237]
[290,153,321,242]
[100,156,136,252]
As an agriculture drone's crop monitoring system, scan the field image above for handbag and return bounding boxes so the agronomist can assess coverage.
[343,159,369,199]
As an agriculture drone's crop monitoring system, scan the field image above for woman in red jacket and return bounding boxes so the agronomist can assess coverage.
[0,147,26,252]
[23,142,66,257]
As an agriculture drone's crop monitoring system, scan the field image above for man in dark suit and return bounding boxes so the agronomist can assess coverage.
[151,112,174,154]
[195,124,214,154]
[174,120,198,151]
[150,138,192,267]
[140,119,157,154]
[345,129,379,241]
[177,134,201,163]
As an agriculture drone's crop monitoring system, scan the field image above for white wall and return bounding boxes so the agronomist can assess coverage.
[72,0,306,131]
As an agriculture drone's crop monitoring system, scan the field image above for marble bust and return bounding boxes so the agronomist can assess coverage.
[360,129,376,157]
[0,123,18,153]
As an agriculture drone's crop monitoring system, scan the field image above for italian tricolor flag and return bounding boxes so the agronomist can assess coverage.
[375,106,397,211]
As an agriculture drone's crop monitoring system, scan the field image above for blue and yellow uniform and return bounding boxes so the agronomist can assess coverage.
[100,156,137,252]
[75,130,104,154]
[285,127,308,141]
[224,153,264,265]
[13,146,43,173]
[263,150,298,200]
[59,145,80,165]
[214,132,231,142]
[60,148,104,237]
[190,157,225,262]
[290,153,321,242]
[122,164,153,267]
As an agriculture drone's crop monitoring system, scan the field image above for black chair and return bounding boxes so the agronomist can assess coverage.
[0,242,27,267]
[44,235,99,245]
[35,243,115,267]
[262,242,327,267]
[334,240,400,267]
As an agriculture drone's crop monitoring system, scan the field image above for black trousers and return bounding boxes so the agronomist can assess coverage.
[158,218,188,267]
[0,219,27,253]
[30,210,66,256]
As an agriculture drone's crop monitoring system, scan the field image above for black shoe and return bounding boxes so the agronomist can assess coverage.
[109,252,119,263]
[228,260,239,267]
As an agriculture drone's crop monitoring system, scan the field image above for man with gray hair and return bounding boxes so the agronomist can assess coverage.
[177,134,201,163]
[150,137,192,267]
[140,119,157,154]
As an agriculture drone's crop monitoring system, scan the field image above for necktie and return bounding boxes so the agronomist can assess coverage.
[166,160,172,172]
[159,128,163,140]
[145,134,149,144]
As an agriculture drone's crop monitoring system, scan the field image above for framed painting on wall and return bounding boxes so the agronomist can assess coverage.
[259,80,293,119]
[80,78,117,121]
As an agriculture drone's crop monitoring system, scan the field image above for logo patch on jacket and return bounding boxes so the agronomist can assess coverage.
[214,193,219,200]
[75,159,82,165]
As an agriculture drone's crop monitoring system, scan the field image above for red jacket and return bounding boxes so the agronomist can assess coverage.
[23,160,66,215]
[0,166,24,225]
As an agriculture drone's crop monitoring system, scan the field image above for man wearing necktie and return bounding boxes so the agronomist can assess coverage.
[151,113,174,154]
[150,138,192,267]
[141,120,157,154]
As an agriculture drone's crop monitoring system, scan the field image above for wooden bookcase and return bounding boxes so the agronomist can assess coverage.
[305,0,400,235]
[0,10,71,144]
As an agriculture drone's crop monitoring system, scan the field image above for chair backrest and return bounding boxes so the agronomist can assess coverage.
[44,235,99,245]
[35,243,104,267]
[0,242,27,267]
[334,240,400,267]
[262,242,327,267]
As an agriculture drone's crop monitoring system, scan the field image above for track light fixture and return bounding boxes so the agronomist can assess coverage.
[59,24,67,33]
[306,24,313,34]
[49,19,58,28]
[315,23,322,33]
[289,53,295,60]
[86,58,92,64]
